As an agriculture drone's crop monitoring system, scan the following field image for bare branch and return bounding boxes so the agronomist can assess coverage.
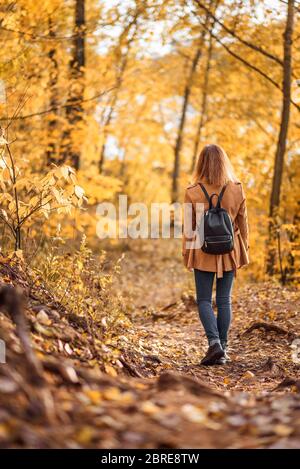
[0,86,116,123]
[191,9,300,112]
[193,0,283,65]
[0,213,16,238]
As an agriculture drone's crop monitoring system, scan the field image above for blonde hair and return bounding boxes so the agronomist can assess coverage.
[193,144,237,186]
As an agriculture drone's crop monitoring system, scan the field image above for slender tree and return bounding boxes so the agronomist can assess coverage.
[46,16,59,166]
[171,0,215,202]
[267,0,295,275]
[193,0,300,112]
[171,42,202,202]
[99,13,139,174]
[63,0,85,170]
[190,22,214,173]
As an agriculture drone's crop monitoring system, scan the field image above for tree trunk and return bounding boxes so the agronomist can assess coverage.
[286,201,300,282]
[267,0,294,275]
[98,52,129,174]
[171,0,214,203]
[190,28,214,173]
[171,38,205,203]
[63,0,85,170]
[98,15,138,174]
[46,16,59,166]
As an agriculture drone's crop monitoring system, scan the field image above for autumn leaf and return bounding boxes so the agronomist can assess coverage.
[0,136,8,146]
[74,185,85,199]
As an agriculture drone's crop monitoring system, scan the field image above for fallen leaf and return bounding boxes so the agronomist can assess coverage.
[84,389,103,405]
[241,370,255,381]
[37,310,51,325]
[273,424,293,437]
[104,364,117,377]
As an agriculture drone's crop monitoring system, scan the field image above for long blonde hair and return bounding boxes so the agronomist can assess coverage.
[193,144,237,186]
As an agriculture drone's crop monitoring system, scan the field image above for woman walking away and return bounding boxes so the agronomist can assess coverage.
[183,144,249,366]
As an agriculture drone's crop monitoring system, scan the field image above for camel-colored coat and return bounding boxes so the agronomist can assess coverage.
[182,180,249,277]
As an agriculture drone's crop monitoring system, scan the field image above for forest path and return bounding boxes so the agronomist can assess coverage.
[105,239,300,448]
[118,239,299,392]
[1,240,300,449]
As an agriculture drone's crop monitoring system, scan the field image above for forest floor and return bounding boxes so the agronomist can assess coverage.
[0,239,300,449]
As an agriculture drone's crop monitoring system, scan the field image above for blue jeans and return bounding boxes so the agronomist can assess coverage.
[194,269,234,346]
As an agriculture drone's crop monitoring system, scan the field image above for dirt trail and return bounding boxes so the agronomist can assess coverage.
[1,240,300,448]
[107,240,300,448]
[119,240,300,389]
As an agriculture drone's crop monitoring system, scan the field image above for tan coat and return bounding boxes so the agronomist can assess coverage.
[182,180,249,277]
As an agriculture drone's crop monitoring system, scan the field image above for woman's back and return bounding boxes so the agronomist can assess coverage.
[185,179,244,225]
[182,177,249,278]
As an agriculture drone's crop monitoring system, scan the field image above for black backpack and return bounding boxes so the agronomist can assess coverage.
[199,183,234,255]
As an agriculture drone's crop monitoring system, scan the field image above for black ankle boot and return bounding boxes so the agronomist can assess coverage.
[200,342,224,366]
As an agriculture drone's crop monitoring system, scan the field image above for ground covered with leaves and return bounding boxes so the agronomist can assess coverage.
[0,240,300,449]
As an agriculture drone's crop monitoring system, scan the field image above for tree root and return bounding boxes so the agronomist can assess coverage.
[157,371,225,399]
[119,356,144,378]
[259,357,285,377]
[160,302,178,312]
[151,302,178,321]
[272,376,300,392]
[243,321,297,340]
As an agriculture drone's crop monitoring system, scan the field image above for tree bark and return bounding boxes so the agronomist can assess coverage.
[98,14,138,174]
[286,201,300,282]
[171,36,205,202]
[267,0,294,275]
[171,0,214,203]
[98,46,131,174]
[63,0,85,170]
[46,16,59,166]
[190,28,214,173]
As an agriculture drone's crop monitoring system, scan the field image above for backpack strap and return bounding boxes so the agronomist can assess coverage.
[216,184,227,208]
[200,184,218,210]
[199,183,210,203]
[200,183,227,209]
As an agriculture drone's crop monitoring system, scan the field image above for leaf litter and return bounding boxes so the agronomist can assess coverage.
[0,239,300,448]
